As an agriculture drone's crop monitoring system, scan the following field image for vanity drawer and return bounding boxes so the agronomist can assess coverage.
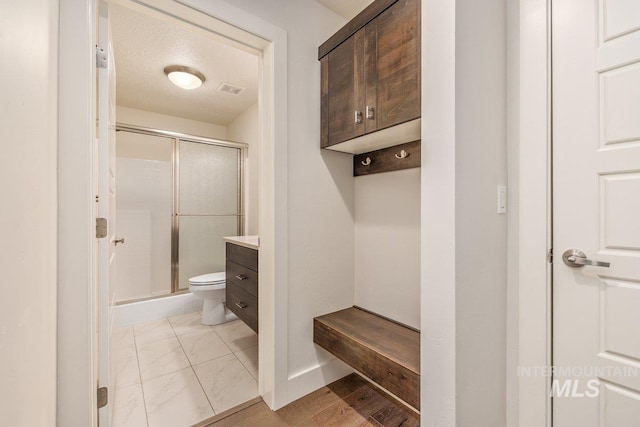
[226,260,258,297]
[226,282,258,333]
[226,243,258,272]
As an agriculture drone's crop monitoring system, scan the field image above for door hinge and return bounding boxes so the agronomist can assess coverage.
[96,45,107,69]
[97,386,108,409]
[547,248,553,263]
[96,217,108,239]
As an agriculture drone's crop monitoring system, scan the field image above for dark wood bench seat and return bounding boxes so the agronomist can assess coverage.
[313,306,420,410]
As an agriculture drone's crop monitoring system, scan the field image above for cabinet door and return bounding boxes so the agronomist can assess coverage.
[373,0,420,130]
[326,30,366,146]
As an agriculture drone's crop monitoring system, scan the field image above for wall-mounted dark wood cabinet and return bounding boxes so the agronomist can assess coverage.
[320,0,421,154]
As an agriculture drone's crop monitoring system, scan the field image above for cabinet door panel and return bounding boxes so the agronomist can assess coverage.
[364,23,378,133]
[375,0,420,130]
[327,31,365,146]
[321,56,329,148]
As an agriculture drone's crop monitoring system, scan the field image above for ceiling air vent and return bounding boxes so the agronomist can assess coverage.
[216,82,245,96]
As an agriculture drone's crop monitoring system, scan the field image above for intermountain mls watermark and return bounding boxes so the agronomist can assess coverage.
[518,366,639,398]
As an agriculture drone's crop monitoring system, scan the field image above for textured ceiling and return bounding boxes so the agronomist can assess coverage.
[110,4,259,126]
[316,0,374,20]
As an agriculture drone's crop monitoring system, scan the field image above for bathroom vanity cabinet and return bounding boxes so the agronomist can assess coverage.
[224,241,258,333]
[319,0,421,154]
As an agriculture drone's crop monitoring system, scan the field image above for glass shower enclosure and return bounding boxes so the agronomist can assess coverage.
[114,125,245,303]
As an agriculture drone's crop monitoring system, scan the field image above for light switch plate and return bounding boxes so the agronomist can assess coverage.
[497,185,507,214]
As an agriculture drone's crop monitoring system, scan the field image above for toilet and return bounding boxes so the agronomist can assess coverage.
[188,272,236,325]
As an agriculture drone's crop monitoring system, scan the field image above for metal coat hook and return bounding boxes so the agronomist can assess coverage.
[361,157,372,166]
[395,149,409,159]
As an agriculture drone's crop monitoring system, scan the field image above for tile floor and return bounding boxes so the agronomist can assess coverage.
[111,312,259,427]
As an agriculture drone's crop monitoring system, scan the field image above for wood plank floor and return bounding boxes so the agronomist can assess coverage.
[199,373,419,427]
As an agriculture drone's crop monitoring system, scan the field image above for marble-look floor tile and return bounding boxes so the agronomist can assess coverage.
[111,326,141,389]
[193,353,259,414]
[143,367,214,427]
[137,336,190,381]
[168,311,210,336]
[212,320,257,352]
[113,345,141,389]
[234,345,258,380]
[178,329,232,365]
[112,383,147,427]
[133,319,175,346]
[112,326,136,350]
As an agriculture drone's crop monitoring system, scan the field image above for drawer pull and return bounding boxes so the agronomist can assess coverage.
[366,105,375,120]
[235,274,247,281]
[235,302,248,309]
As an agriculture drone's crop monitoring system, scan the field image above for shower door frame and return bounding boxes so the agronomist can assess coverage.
[116,123,247,296]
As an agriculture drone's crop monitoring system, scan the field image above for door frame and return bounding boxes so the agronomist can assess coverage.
[57,0,289,424]
[508,0,553,426]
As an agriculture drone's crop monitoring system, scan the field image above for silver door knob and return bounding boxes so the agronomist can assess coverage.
[562,249,610,268]
[114,238,125,246]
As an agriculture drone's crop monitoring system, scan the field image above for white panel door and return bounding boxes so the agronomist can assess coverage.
[97,1,116,425]
[553,0,640,425]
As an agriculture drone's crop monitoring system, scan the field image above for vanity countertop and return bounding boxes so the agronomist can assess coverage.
[223,235,259,250]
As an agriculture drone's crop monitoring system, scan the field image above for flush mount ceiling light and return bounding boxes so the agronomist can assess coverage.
[163,65,206,90]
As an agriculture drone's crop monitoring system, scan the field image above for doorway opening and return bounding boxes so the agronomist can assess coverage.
[57,0,288,423]
[107,3,263,425]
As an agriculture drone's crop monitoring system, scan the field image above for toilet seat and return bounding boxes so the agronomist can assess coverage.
[188,272,226,287]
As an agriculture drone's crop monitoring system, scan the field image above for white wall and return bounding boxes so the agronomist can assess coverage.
[221,0,355,401]
[354,169,421,329]
[455,0,508,425]
[117,106,227,139]
[421,0,508,424]
[227,102,260,235]
[0,0,58,425]
[420,0,457,422]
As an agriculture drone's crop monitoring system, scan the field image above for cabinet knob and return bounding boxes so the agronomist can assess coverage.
[235,274,247,281]
[366,106,375,119]
[355,110,363,124]
[235,302,248,309]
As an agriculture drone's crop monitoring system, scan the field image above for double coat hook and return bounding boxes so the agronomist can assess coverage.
[395,149,409,159]
[361,149,409,167]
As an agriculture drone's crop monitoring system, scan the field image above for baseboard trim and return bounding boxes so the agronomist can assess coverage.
[286,357,354,404]
[113,293,202,326]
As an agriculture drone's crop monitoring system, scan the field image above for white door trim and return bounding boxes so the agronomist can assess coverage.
[57,0,98,425]
[508,0,553,426]
[57,1,289,424]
